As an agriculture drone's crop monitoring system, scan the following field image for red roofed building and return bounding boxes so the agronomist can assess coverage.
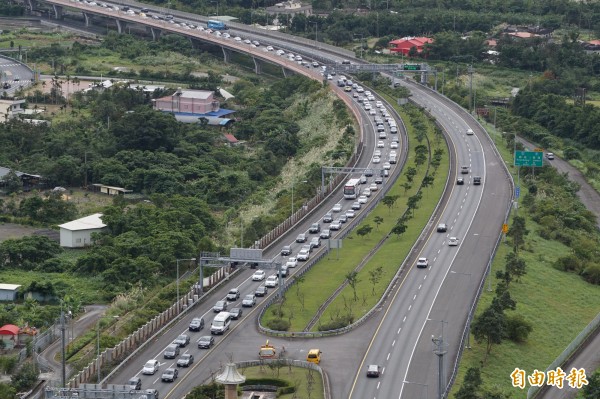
[223,133,239,146]
[389,37,433,55]
[0,324,20,349]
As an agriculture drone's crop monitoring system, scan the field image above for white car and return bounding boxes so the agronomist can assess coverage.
[242,294,256,307]
[375,101,383,108]
[356,86,364,93]
[364,91,372,96]
[390,141,399,149]
[252,270,266,281]
[243,39,251,44]
[377,141,385,148]
[448,237,459,246]
[266,45,274,51]
[330,220,342,230]
[466,128,474,135]
[143,359,159,375]
[222,32,231,38]
[390,150,397,157]
[297,249,310,261]
[327,74,333,80]
[265,275,279,288]
[286,257,298,268]
[383,162,391,170]
[252,40,260,46]
[416,257,429,268]
[358,195,368,204]
[332,203,343,213]
[345,209,355,218]
[379,132,387,139]
[276,49,285,55]
[370,183,379,191]
[363,188,372,197]
[369,109,377,115]
[234,36,242,41]
[372,156,381,164]
[374,149,382,157]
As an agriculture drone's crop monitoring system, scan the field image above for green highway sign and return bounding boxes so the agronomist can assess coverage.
[403,64,421,71]
[514,150,543,167]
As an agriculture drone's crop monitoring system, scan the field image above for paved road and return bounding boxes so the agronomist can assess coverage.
[39,305,108,384]
[517,137,600,399]
[0,55,34,95]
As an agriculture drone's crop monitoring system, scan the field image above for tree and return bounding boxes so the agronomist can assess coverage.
[583,370,600,399]
[471,301,506,362]
[391,220,408,239]
[422,174,435,188]
[455,366,482,399]
[373,216,383,230]
[507,216,529,252]
[505,251,527,282]
[382,195,399,214]
[345,271,360,301]
[0,170,22,194]
[505,314,533,343]
[404,166,417,183]
[368,266,384,295]
[356,224,373,238]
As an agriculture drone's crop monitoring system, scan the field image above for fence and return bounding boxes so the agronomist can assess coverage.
[67,266,233,388]
[527,312,600,398]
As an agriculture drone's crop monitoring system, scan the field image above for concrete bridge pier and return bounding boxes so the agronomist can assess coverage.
[25,0,36,12]
[147,27,161,40]
[221,47,232,63]
[83,12,92,26]
[52,4,63,19]
[282,67,295,77]
[253,57,263,74]
[115,19,127,34]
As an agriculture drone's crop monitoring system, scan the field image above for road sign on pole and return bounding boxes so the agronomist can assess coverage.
[515,186,520,198]
[514,151,543,167]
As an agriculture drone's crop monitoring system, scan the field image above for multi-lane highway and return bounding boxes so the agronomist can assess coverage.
[0,55,34,95]
[26,2,513,397]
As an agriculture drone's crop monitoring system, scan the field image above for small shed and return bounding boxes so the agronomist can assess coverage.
[0,324,20,349]
[92,184,133,196]
[58,213,107,248]
[0,284,21,301]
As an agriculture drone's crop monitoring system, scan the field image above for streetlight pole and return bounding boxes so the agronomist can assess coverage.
[176,258,196,312]
[291,179,307,217]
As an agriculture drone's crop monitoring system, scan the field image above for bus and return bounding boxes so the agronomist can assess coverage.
[207,20,227,30]
[343,178,361,199]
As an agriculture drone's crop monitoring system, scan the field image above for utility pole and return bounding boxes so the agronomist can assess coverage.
[60,309,66,387]
[432,333,447,399]
[468,64,474,114]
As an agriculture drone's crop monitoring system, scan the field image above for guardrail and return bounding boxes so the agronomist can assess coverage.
[527,312,600,398]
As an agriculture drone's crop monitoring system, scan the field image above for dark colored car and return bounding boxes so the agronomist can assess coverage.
[457,177,464,185]
[163,344,179,359]
[176,353,194,367]
[173,334,190,347]
[213,300,227,313]
[281,245,292,256]
[127,377,142,390]
[437,223,447,232]
[197,335,215,349]
[161,368,178,382]
[230,307,243,320]
[473,176,481,185]
[255,285,268,297]
[323,213,333,223]
[226,288,240,301]
[189,317,204,331]
[309,223,321,233]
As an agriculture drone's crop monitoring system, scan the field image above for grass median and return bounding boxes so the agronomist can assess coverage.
[261,102,450,332]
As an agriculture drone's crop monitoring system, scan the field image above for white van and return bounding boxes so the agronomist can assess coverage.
[211,312,231,335]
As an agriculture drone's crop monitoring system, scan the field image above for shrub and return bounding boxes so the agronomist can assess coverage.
[505,313,533,343]
[265,319,290,331]
[317,314,354,331]
[581,264,600,285]
[553,254,582,272]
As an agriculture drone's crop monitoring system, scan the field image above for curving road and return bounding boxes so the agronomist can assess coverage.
[28,2,514,398]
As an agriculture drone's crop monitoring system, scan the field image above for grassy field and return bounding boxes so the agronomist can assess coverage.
[261,104,449,331]
[449,120,600,398]
[239,365,324,399]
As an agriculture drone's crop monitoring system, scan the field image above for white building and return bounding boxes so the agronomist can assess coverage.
[58,213,107,248]
[0,284,21,301]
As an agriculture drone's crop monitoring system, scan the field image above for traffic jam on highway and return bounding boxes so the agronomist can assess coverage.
[117,67,403,394]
